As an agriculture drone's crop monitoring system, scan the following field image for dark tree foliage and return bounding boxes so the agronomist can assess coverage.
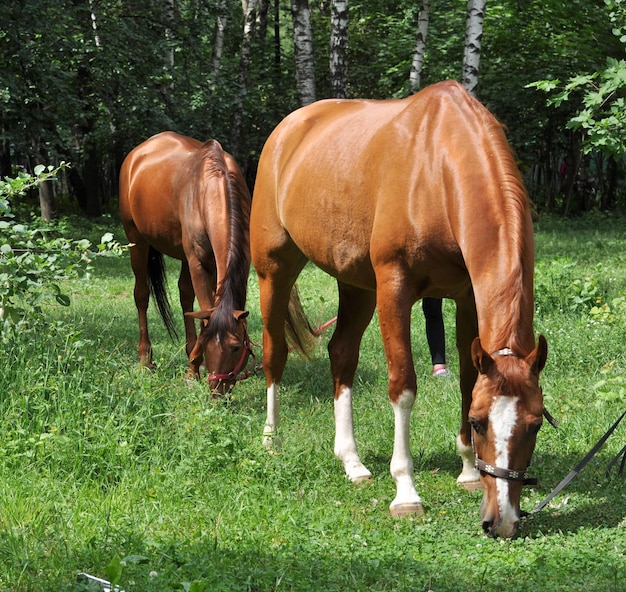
[0,0,623,216]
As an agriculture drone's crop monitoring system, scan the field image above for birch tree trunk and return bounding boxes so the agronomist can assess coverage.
[409,0,429,93]
[231,0,259,157]
[163,0,175,101]
[210,0,228,84]
[461,0,486,96]
[89,0,101,47]
[329,0,349,99]
[291,0,316,106]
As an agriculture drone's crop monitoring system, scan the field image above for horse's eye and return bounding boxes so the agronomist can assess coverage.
[232,345,241,354]
[529,421,542,436]
[470,417,486,436]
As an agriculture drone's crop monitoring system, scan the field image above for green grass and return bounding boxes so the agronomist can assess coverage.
[1,212,625,591]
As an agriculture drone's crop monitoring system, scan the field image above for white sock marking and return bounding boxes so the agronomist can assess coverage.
[263,382,281,450]
[334,386,371,481]
[390,390,422,510]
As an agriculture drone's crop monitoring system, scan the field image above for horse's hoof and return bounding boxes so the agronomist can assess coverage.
[137,362,155,372]
[263,434,282,453]
[390,502,425,518]
[184,371,200,383]
[344,463,372,484]
[459,479,483,491]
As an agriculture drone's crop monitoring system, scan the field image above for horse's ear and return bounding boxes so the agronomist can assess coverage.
[471,337,495,375]
[525,334,548,375]
[185,309,214,321]
[233,310,249,321]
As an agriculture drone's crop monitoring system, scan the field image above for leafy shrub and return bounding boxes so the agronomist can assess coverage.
[535,257,626,325]
[0,164,125,336]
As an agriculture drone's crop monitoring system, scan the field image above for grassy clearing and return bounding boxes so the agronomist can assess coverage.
[1,213,625,591]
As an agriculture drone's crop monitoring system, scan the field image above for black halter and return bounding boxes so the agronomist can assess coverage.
[471,431,539,485]
[471,347,556,485]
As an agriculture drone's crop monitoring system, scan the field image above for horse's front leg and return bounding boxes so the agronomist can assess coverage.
[178,259,197,359]
[455,296,481,489]
[376,273,424,517]
[258,274,294,452]
[330,283,376,483]
[184,253,216,379]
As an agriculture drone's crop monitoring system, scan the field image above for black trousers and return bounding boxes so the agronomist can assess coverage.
[422,297,446,365]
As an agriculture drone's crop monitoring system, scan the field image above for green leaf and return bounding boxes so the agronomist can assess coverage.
[55,294,71,306]
[105,553,123,586]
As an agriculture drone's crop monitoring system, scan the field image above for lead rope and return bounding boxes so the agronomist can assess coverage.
[522,408,626,518]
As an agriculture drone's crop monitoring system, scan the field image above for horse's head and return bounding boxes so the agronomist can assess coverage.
[469,335,548,538]
[188,309,252,395]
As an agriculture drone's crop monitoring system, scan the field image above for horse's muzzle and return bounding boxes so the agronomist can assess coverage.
[482,516,520,539]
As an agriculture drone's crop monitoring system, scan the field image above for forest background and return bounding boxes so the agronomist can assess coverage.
[1,0,625,221]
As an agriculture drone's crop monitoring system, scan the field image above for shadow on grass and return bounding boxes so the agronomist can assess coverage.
[410,448,626,535]
[59,525,625,592]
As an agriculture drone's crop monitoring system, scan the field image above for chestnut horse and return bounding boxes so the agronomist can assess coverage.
[119,132,252,393]
[251,81,548,538]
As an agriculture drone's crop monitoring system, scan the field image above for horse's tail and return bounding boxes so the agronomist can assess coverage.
[285,284,318,359]
[147,246,178,340]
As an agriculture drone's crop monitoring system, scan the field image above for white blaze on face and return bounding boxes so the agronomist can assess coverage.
[489,395,519,529]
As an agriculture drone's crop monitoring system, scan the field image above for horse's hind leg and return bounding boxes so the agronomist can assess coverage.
[454,295,481,489]
[128,238,153,368]
[329,282,376,483]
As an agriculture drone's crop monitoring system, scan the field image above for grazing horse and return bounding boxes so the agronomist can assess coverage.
[250,80,548,538]
[119,132,252,393]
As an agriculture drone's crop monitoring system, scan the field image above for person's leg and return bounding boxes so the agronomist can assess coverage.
[422,297,448,375]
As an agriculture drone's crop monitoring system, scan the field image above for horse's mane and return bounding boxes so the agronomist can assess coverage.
[193,140,251,340]
[478,103,535,354]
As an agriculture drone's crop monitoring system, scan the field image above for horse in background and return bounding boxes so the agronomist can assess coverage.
[250,80,547,538]
[119,132,252,394]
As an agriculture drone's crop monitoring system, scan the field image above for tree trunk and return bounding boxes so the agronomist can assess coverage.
[461,0,486,96]
[258,0,269,37]
[210,0,228,83]
[329,0,349,99]
[603,156,618,211]
[37,175,55,221]
[291,0,316,106]
[409,0,430,93]
[273,0,281,67]
[0,122,11,179]
[89,0,101,47]
[231,0,259,158]
[162,0,176,111]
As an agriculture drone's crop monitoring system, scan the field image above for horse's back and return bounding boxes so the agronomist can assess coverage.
[252,80,522,294]
[120,132,203,256]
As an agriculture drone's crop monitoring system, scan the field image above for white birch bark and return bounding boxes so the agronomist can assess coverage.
[291,0,316,106]
[462,0,486,96]
[231,0,259,156]
[329,0,349,99]
[210,0,228,83]
[409,0,429,93]
[89,0,101,47]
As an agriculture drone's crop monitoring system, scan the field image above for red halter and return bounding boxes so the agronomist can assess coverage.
[206,315,338,383]
[206,326,258,383]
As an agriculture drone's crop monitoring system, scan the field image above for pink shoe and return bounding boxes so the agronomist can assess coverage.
[433,365,450,377]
